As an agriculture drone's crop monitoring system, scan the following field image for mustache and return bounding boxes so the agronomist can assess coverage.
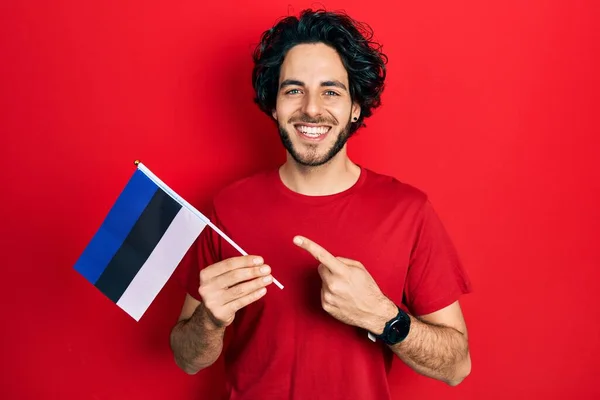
[288,114,338,126]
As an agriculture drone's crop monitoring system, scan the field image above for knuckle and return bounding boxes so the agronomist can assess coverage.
[199,269,209,283]
[221,270,243,288]
[316,252,324,263]
[328,282,340,294]
[251,278,263,290]
[198,285,209,300]
[234,268,252,282]
[224,258,236,270]
[323,291,335,305]
[256,264,270,275]
[237,268,249,280]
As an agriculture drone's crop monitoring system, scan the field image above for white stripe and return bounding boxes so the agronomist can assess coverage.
[117,206,207,321]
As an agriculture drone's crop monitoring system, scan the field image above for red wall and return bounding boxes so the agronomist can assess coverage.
[2,1,598,399]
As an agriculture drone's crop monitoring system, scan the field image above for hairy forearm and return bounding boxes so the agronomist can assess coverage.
[365,300,470,386]
[169,303,225,374]
[390,315,471,385]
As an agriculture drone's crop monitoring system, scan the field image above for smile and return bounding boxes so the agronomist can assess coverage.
[294,124,331,139]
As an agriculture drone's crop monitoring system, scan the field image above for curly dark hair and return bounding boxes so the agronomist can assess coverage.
[251,8,387,135]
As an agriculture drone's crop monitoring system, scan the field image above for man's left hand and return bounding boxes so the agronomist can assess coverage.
[293,235,397,334]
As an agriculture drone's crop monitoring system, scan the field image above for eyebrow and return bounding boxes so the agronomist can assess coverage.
[279,79,348,91]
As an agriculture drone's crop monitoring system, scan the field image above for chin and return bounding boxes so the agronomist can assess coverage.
[278,122,351,167]
[292,153,332,167]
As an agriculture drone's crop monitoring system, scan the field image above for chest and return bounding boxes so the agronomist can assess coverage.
[219,199,417,309]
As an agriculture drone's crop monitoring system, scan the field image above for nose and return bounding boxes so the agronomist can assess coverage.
[301,92,323,118]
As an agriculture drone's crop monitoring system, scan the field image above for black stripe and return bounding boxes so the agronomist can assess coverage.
[95,188,181,302]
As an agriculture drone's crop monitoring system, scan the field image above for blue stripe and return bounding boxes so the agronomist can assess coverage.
[74,169,158,284]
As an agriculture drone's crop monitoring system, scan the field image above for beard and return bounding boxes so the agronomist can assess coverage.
[277,115,353,167]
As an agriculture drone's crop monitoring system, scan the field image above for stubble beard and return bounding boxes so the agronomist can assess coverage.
[277,116,353,167]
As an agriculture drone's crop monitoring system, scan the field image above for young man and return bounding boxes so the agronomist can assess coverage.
[170,9,472,399]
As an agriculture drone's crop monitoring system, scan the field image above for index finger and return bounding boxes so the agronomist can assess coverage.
[206,255,264,279]
[293,235,344,273]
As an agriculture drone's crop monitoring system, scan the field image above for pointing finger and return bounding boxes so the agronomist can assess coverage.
[293,235,344,273]
[335,257,364,269]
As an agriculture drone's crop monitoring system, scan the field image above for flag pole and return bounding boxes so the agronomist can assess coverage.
[133,160,284,290]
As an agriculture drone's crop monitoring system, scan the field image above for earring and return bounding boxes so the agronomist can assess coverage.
[353,117,358,121]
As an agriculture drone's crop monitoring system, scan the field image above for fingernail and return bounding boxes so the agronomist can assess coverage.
[293,236,303,245]
[263,276,272,283]
[260,265,271,274]
[253,257,263,265]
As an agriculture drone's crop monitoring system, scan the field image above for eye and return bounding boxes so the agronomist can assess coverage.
[324,90,339,96]
[285,89,301,95]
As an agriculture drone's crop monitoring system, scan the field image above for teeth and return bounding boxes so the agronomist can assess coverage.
[297,125,329,135]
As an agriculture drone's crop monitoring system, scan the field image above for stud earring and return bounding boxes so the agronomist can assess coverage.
[353,117,358,121]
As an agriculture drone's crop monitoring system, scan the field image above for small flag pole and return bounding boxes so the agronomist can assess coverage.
[133,160,284,290]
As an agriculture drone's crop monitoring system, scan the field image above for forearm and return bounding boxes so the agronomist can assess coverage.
[170,303,226,374]
[366,300,470,386]
[389,315,471,385]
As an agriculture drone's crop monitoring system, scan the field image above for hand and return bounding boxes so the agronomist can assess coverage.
[198,255,273,328]
[293,236,397,333]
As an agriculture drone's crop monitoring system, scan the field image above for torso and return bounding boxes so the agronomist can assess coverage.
[209,166,427,400]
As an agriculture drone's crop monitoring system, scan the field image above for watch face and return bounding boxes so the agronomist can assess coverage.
[388,321,404,342]
[387,315,410,343]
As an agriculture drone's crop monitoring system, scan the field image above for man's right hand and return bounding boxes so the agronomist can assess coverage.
[198,255,273,328]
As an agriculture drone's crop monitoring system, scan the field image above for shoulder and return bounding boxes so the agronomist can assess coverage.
[362,166,429,207]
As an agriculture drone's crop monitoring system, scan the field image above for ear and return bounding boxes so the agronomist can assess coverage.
[272,109,278,120]
[351,102,361,122]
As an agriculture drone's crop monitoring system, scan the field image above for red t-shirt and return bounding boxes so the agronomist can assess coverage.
[177,166,472,400]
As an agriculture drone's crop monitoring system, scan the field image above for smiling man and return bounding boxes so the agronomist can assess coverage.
[170,8,473,400]
[275,45,359,168]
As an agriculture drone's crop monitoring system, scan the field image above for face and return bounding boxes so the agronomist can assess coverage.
[272,43,360,167]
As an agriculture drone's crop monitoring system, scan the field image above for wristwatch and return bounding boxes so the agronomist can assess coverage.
[372,306,411,345]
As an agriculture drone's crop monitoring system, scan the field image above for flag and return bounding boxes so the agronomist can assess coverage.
[74,162,207,321]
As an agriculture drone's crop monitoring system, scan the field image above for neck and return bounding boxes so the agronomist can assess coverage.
[279,151,361,196]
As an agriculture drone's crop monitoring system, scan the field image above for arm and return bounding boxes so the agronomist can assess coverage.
[292,235,471,386]
[169,294,225,374]
[170,255,273,375]
[368,299,471,386]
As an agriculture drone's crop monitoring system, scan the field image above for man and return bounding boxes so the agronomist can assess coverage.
[170,8,472,399]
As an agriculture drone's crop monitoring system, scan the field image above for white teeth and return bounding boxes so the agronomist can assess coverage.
[297,125,330,135]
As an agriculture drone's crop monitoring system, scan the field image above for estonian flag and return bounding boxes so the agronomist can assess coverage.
[73,161,208,321]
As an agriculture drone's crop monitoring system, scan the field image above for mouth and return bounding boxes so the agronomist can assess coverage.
[293,124,332,141]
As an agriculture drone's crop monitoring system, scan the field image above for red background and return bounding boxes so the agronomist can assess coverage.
[1,1,598,399]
